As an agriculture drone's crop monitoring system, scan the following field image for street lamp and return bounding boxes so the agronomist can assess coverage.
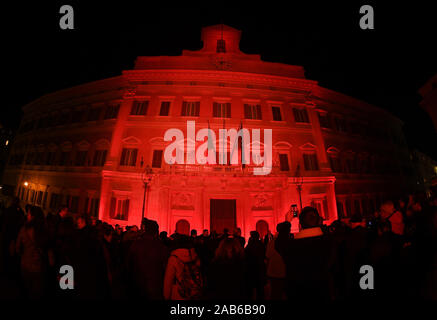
[141,165,153,225]
[23,181,29,187]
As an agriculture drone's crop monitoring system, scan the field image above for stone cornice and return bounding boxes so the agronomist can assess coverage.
[123,69,317,91]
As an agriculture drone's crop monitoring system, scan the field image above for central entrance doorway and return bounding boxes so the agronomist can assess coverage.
[210,199,237,234]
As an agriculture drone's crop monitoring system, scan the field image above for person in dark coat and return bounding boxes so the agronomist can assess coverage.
[275,206,337,301]
[233,228,246,248]
[206,237,247,300]
[72,214,109,299]
[0,197,24,275]
[244,231,266,300]
[126,219,169,299]
[15,206,49,298]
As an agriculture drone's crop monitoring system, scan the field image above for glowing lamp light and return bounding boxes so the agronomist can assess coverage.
[5,140,8,146]
[23,181,29,187]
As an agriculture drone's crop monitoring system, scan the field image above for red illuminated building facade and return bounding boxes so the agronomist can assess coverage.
[3,25,413,238]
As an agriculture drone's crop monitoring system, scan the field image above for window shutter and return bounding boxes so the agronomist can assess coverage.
[279,154,290,171]
[84,197,89,214]
[181,101,187,116]
[123,199,130,219]
[110,197,116,218]
[130,149,138,166]
[152,150,163,168]
[244,104,250,119]
[120,148,127,165]
[101,150,107,166]
[257,105,262,120]
[226,103,231,118]
[195,102,200,116]
[213,102,218,117]
[143,101,149,115]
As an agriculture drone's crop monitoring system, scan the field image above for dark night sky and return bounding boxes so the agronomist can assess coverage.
[2,1,436,158]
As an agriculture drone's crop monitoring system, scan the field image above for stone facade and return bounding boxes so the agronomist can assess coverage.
[3,25,413,238]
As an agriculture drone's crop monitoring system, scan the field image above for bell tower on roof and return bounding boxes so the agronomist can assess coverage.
[199,24,243,54]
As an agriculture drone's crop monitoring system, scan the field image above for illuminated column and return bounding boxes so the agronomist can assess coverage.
[104,90,135,170]
[327,179,338,222]
[307,102,330,172]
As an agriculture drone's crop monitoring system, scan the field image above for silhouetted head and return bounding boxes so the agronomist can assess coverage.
[76,214,89,230]
[299,206,322,229]
[277,221,291,234]
[214,238,243,261]
[233,227,242,237]
[249,230,260,240]
[191,229,197,237]
[144,219,159,237]
[159,231,168,239]
[28,206,44,225]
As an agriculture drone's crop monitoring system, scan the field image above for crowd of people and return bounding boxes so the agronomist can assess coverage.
[0,194,436,300]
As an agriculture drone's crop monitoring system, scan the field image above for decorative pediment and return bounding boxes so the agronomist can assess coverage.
[77,140,90,150]
[122,136,141,145]
[327,146,340,154]
[274,141,292,150]
[149,136,166,147]
[95,139,110,149]
[299,142,317,151]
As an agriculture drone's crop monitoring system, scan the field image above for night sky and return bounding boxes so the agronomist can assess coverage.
[2,1,436,158]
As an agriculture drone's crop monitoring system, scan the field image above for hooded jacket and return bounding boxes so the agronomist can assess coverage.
[163,247,200,300]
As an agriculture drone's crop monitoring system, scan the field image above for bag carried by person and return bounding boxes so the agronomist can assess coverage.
[171,251,203,300]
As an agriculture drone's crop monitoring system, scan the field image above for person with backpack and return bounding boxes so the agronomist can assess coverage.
[163,236,203,300]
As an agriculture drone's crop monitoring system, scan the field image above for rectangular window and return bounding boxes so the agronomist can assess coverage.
[50,193,62,210]
[92,149,107,167]
[70,196,79,213]
[87,108,102,121]
[71,109,83,123]
[293,108,309,123]
[42,192,48,208]
[272,106,282,121]
[110,197,129,221]
[130,101,149,115]
[104,104,120,119]
[152,150,163,168]
[279,154,290,171]
[90,198,99,218]
[213,102,231,118]
[59,152,70,166]
[303,153,319,171]
[354,199,361,215]
[159,101,171,116]
[120,148,138,167]
[337,201,345,219]
[181,101,200,117]
[36,191,43,205]
[334,117,347,132]
[244,104,262,120]
[318,112,331,129]
[329,155,341,173]
[75,151,87,166]
[46,152,56,166]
